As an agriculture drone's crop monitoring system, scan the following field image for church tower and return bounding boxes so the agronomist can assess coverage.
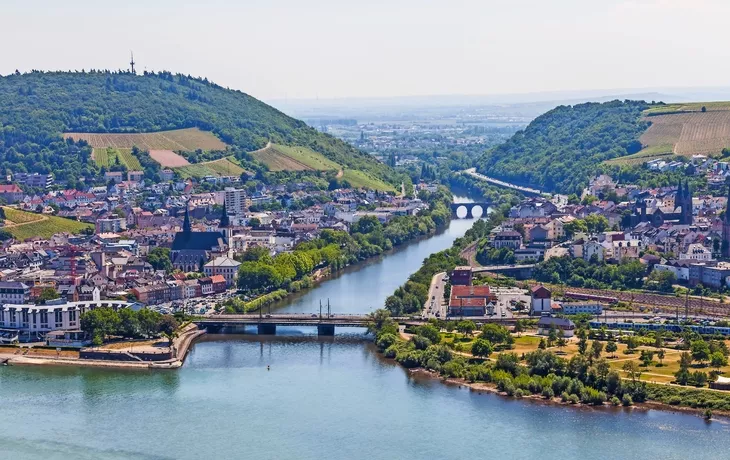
[182,202,192,234]
[683,180,693,225]
[723,185,730,258]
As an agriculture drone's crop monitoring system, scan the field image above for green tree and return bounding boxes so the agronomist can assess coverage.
[147,247,173,272]
[118,308,140,338]
[711,351,728,371]
[657,348,666,366]
[471,338,494,358]
[416,324,441,344]
[80,307,121,343]
[606,339,618,357]
[38,287,60,304]
[158,315,180,346]
[691,340,711,366]
[591,340,604,360]
[456,320,476,337]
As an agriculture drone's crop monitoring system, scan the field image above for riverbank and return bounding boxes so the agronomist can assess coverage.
[408,368,730,420]
[0,325,205,370]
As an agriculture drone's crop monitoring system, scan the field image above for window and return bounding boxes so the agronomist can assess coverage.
[54,309,63,324]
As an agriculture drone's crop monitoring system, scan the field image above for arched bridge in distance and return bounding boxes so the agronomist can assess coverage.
[450,202,491,219]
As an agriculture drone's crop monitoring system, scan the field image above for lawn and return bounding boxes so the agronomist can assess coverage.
[341,169,395,192]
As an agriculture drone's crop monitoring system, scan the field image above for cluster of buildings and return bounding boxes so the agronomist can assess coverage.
[478,170,730,290]
[0,173,429,339]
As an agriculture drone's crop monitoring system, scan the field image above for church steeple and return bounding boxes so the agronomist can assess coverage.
[219,202,230,228]
[182,202,191,234]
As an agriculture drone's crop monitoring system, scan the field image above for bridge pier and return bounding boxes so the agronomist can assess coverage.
[317,324,335,336]
[257,323,277,335]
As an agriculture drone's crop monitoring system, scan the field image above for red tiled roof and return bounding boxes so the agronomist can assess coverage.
[451,285,492,298]
[0,184,22,193]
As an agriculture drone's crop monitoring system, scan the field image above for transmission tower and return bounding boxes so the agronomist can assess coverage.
[130,51,136,74]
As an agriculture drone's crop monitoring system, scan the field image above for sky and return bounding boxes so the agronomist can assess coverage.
[3,0,730,101]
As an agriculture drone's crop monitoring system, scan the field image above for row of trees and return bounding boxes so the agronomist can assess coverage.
[533,255,647,290]
[80,307,179,346]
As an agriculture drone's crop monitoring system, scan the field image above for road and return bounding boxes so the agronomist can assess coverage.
[424,272,447,319]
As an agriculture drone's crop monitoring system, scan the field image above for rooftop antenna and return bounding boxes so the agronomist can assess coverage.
[130,51,136,74]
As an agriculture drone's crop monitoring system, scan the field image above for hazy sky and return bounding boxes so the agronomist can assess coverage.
[3,0,729,101]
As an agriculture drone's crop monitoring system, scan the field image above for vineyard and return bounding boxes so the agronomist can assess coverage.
[0,207,93,241]
[65,128,227,151]
[93,148,143,170]
[175,157,246,179]
[149,150,190,168]
[607,104,730,165]
[250,143,340,171]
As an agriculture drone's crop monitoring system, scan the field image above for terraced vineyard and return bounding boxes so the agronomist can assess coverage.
[93,147,143,170]
[65,127,227,151]
[251,143,340,171]
[607,103,730,165]
[175,157,246,179]
[0,207,93,241]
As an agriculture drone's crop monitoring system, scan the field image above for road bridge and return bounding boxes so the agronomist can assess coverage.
[461,168,543,196]
[195,314,374,336]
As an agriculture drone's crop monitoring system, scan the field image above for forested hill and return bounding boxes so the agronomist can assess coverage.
[0,70,397,186]
[476,100,650,194]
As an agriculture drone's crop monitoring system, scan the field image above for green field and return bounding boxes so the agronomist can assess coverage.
[175,157,246,179]
[1,207,93,241]
[93,148,143,170]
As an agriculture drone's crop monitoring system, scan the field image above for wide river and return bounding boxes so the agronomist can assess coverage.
[0,192,728,459]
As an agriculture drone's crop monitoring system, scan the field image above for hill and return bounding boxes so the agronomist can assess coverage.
[476,100,650,194]
[0,71,399,188]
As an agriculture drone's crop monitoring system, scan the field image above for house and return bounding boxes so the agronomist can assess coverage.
[199,277,214,296]
[654,260,691,281]
[493,231,522,249]
[204,256,241,288]
[682,243,713,261]
[127,171,144,182]
[530,285,552,315]
[537,316,576,337]
[210,274,227,294]
[448,285,497,317]
[105,171,124,184]
[450,266,473,286]
[0,184,25,203]
[0,281,30,304]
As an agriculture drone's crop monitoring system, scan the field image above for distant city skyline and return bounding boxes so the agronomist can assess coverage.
[4,0,730,101]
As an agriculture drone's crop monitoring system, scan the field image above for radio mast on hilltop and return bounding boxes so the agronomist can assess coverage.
[130,51,136,74]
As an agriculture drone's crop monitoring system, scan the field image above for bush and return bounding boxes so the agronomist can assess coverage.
[542,387,555,400]
[514,388,525,398]
[568,394,580,404]
[383,344,399,359]
[610,396,621,406]
[621,394,633,407]
[561,391,570,402]
[411,335,432,351]
[376,333,397,351]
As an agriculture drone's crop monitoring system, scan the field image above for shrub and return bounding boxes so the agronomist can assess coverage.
[411,335,432,351]
[561,391,570,402]
[376,333,397,351]
[610,396,621,406]
[514,388,525,398]
[621,394,633,407]
[568,394,580,404]
[542,387,555,400]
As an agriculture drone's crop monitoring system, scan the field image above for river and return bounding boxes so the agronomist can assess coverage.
[0,191,728,460]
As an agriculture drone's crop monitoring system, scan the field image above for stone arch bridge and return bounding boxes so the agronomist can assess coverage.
[450,202,491,219]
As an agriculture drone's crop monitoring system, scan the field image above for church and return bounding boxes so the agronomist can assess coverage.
[171,204,229,272]
[624,180,693,228]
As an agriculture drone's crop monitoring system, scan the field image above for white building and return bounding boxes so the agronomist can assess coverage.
[204,256,241,287]
[0,300,135,335]
[225,188,251,215]
[682,243,713,262]
[0,281,30,304]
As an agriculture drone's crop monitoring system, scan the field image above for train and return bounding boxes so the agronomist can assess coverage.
[589,321,730,336]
